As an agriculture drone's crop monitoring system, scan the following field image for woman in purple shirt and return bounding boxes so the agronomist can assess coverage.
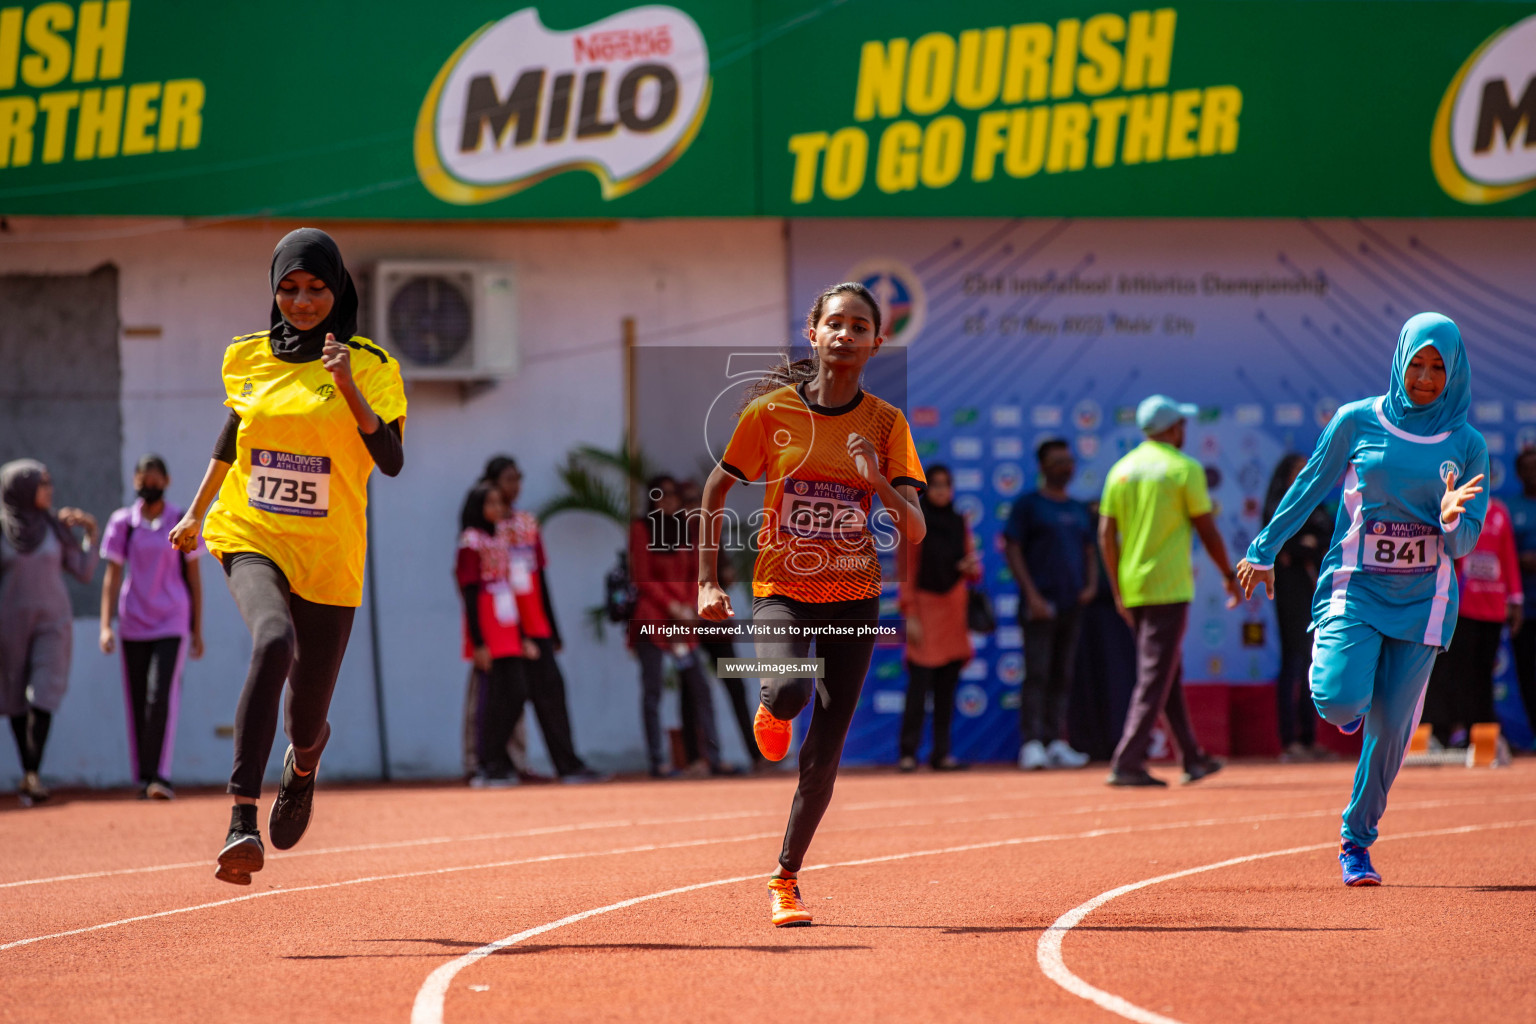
[99,456,204,800]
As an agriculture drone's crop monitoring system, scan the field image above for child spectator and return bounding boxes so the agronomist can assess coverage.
[456,482,537,787]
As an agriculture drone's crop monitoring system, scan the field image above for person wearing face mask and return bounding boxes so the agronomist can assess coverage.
[99,455,205,800]
[1,459,99,806]
[1239,313,1488,886]
[1005,439,1097,770]
[170,228,406,885]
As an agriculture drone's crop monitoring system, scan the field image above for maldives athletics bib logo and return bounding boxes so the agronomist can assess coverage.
[415,6,711,205]
[1432,13,1536,205]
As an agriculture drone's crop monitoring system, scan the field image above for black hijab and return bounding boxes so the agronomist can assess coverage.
[1,459,67,555]
[268,228,358,363]
[917,485,968,593]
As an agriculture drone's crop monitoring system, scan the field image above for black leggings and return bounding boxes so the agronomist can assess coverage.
[9,708,51,774]
[122,636,184,784]
[524,638,589,776]
[223,553,355,799]
[1424,617,1503,745]
[476,657,530,776]
[900,659,964,763]
[754,594,879,874]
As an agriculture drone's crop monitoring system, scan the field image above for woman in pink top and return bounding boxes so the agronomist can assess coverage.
[99,456,205,799]
[1423,496,1523,746]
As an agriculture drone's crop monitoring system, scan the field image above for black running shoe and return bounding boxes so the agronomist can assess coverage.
[1105,769,1169,787]
[268,746,317,851]
[216,805,264,885]
[1181,756,1225,785]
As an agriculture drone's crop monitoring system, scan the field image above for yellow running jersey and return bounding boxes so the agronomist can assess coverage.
[201,331,407,607]
[722,384,925,603]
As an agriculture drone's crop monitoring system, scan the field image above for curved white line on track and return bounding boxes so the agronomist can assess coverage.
[1035,818,1536,1024]
[2,801,1424,954]
[403,808,1534,1024]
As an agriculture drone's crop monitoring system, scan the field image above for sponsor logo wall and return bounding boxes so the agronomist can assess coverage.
[789,218,1536,764]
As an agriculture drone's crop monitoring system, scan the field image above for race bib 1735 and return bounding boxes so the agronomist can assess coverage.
[779,478,867,540]
[1361,520,1439,574]
[248,449,331,518]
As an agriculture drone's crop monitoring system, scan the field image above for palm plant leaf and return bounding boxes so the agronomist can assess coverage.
[535,456,627,525]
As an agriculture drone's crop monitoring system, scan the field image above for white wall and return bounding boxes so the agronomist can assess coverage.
[0,217,787,788]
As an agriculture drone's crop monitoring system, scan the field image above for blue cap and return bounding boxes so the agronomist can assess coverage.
[1136,394,1198,434]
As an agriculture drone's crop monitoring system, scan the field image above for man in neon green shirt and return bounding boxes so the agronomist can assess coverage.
[1099,395,1241,787]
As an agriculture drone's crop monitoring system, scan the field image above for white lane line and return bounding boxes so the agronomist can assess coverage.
[0,800,1410,955]
[401,804,1532,1024]
[1035,818,1536,1024]
[0,831,779,953]
[0,782,1310,890]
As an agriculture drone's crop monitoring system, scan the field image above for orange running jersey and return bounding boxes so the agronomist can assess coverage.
[721,384,925,603]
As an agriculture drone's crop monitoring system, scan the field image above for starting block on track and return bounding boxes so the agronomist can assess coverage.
[1403,722,1508,768]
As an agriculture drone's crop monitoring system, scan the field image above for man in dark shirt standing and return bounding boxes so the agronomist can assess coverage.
[1005,439,1096,770]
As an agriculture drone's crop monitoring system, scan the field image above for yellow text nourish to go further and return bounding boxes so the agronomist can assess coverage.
[0,1,205,168]
[786,8,1244,202]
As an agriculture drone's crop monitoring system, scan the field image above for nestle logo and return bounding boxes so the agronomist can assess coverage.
[573,26,672,63]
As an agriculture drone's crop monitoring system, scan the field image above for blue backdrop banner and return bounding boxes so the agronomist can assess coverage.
[786,218,1536,764]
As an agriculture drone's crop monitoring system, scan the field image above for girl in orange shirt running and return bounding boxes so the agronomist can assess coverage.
[697,282,927,927]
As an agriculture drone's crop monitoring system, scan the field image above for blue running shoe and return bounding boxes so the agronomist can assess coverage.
[1339,840,1381,886]
[1339,716,1364,736]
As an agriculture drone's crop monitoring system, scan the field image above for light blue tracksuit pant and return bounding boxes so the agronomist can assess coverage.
[1310,616,1439,848]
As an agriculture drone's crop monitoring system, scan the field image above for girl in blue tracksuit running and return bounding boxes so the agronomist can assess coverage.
[1237,313,1487,887]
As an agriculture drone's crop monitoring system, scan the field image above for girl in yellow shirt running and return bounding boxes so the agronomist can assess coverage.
[171,229,406,885]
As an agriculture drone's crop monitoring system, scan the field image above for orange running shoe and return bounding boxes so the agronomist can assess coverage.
[753,703,792,762]
[768,876,813,927]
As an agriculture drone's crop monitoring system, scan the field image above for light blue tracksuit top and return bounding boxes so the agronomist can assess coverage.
[1247,314,1489,650]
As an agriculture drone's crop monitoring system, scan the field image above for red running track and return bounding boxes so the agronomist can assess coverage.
[2,761,1533,1023]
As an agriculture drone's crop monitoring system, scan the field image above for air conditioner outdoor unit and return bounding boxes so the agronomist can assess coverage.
[370,261,518,380]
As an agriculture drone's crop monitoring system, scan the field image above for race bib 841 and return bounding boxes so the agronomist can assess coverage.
[1361,520,1439,574]
[248,449,331,518]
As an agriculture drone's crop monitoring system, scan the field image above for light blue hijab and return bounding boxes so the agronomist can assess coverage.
[1384,312,1469,437]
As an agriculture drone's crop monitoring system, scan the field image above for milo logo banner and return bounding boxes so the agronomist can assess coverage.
[790,219,1536,764]
[416,6,711,204]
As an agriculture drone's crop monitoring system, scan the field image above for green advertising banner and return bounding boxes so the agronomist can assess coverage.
[0,0,759,217]
[0,0,1532,218]
[758,0,1536,216]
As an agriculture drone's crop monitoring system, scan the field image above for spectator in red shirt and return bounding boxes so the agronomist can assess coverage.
[1424,497,1523,746]
[483,456,603,784]
[456,482,536,787]
[630,475,721,777]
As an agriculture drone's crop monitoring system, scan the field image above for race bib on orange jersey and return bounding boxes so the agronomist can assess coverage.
[779,478,868,540]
